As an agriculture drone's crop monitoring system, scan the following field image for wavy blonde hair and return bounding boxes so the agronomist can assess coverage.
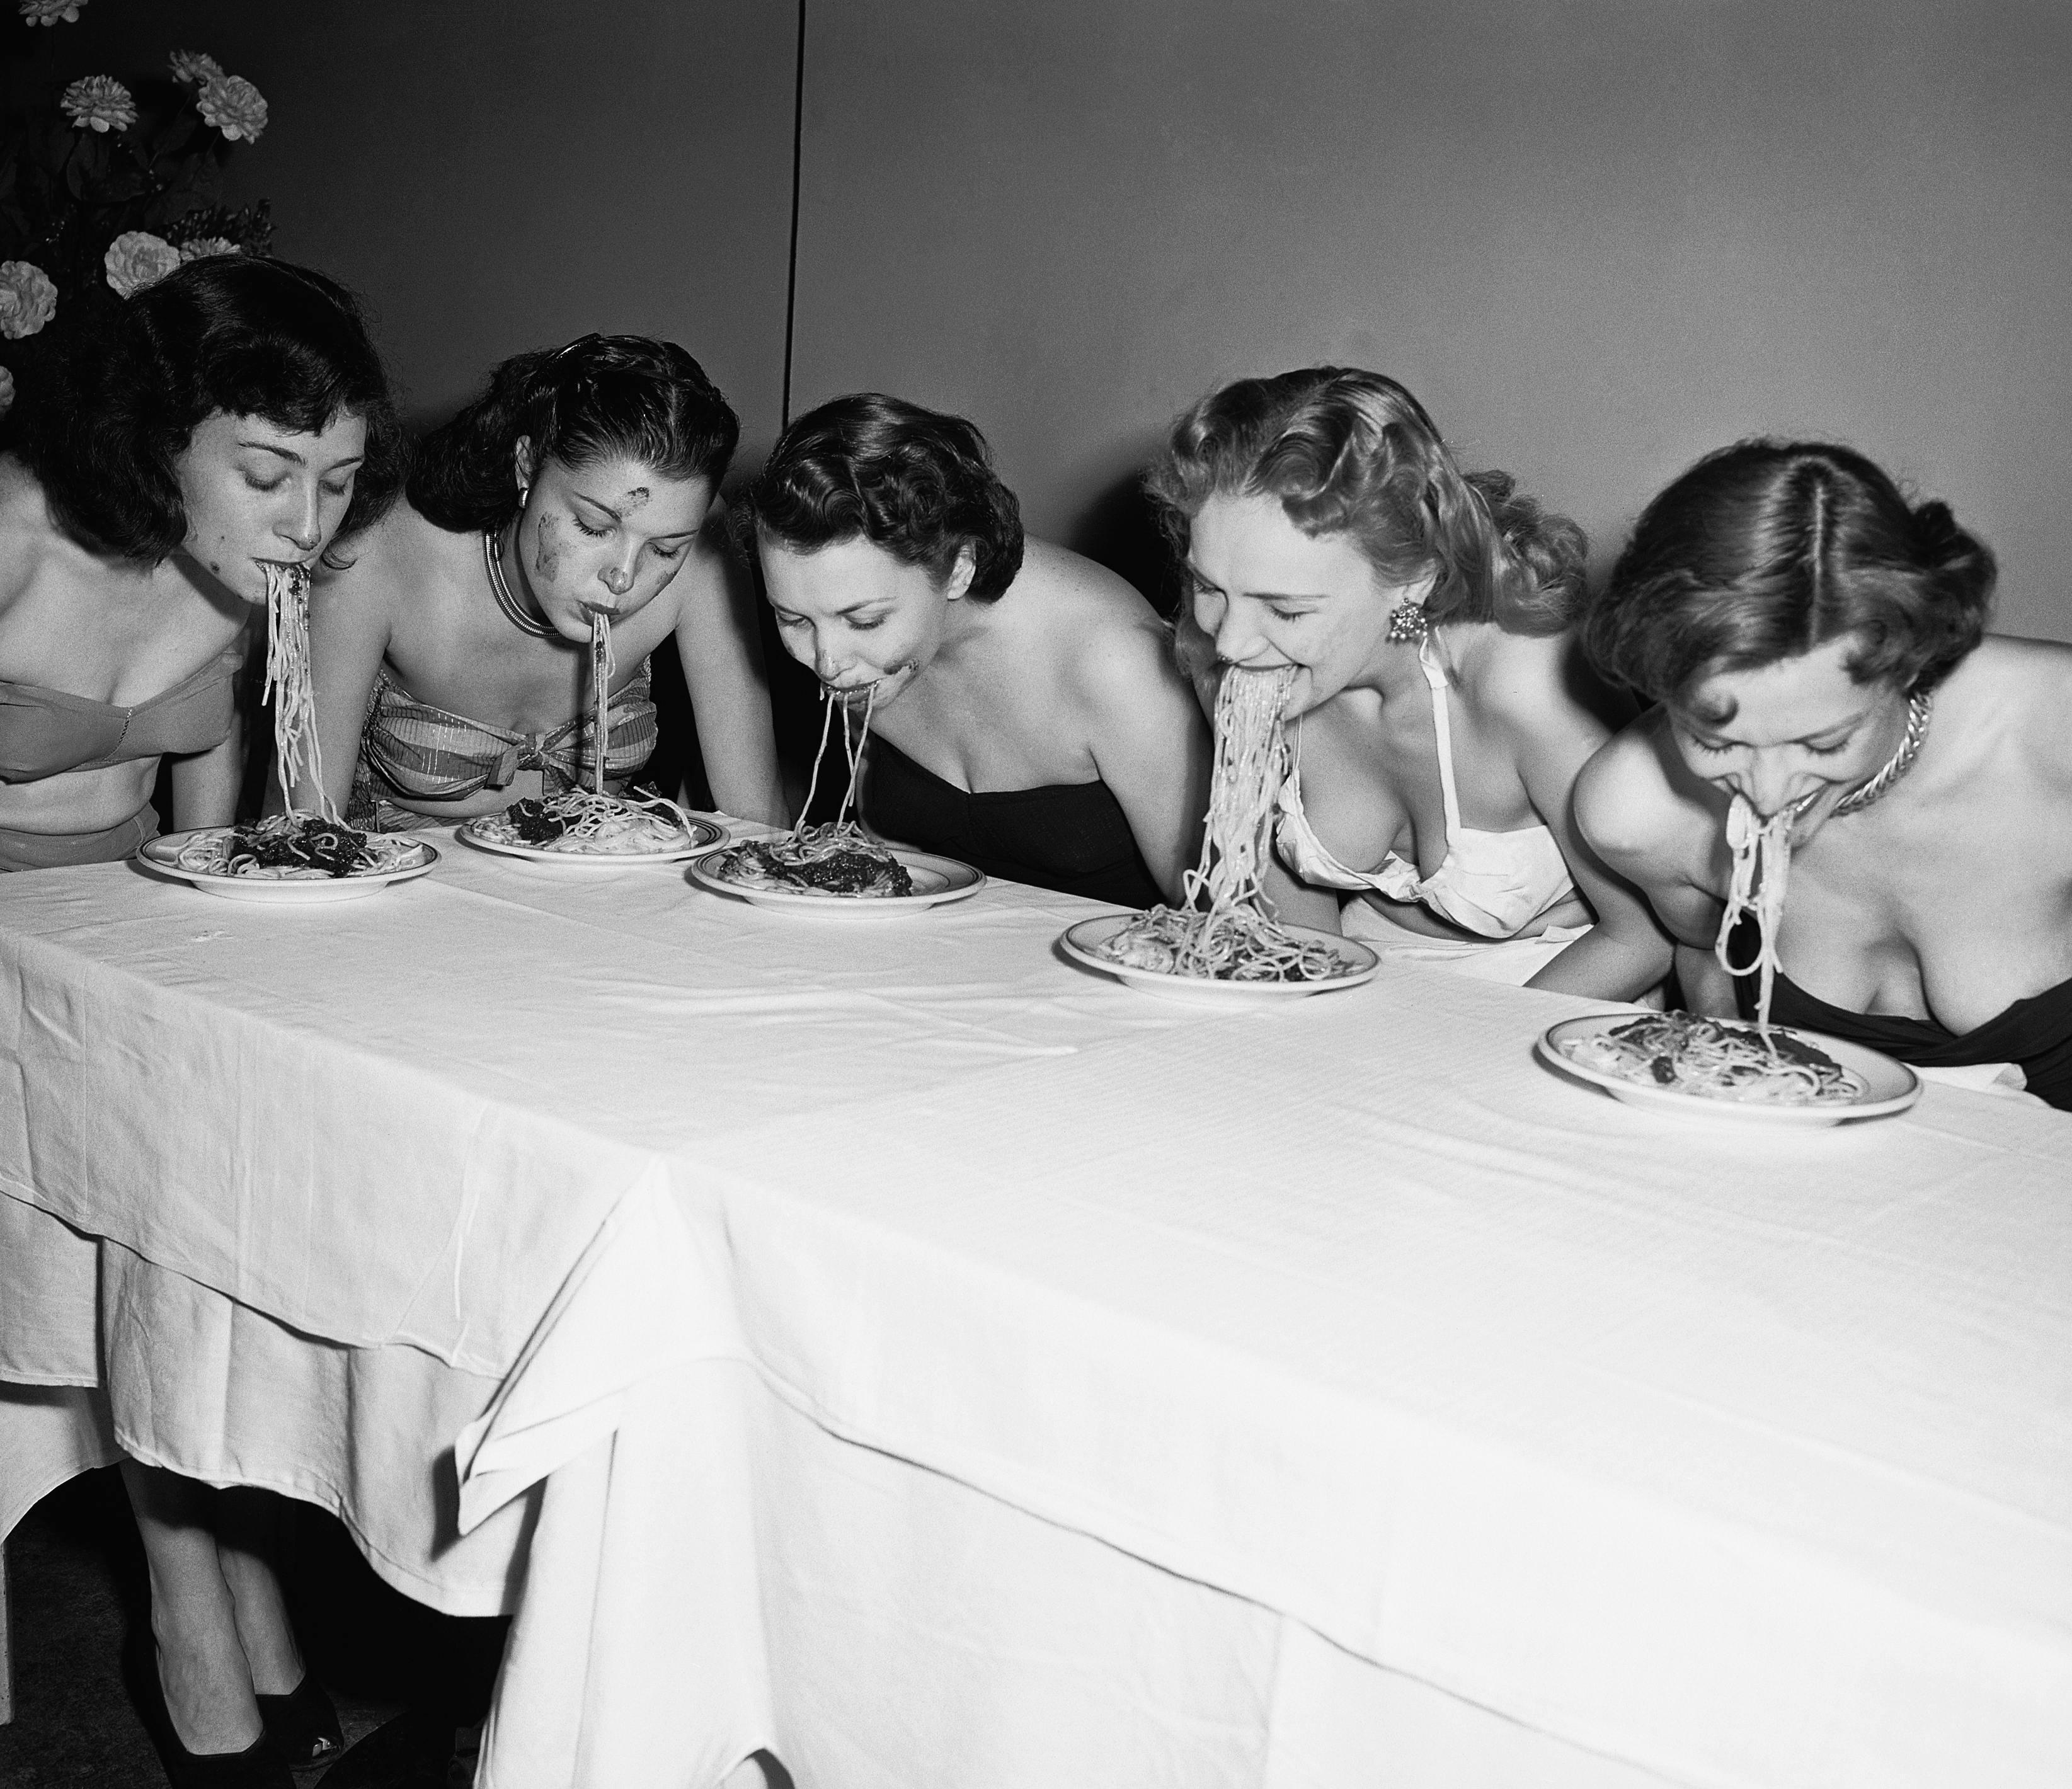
[1145,367,1586,636]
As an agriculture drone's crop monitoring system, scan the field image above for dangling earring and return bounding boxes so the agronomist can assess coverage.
[1387,600,1429,645]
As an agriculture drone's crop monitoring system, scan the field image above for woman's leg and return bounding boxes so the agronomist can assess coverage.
[119,1460,264,1755]
[214,1489,306,1698]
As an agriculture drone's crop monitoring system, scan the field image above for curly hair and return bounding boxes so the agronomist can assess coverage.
[409,334,738,535]
[1585,440,1995,707]
[1144,367,1586,637]
[21,256,405,566]
[734,393,1025,602]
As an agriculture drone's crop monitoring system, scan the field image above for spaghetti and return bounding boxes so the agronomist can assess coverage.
[1092,664,1356,983]
[173,815,429,881]
[471,787,704,856]
[588,609,614,797]
[1558,1010,1867,1106]
[707,682,916,897]
[262,561,338,820]
[1714,791,1816,1031]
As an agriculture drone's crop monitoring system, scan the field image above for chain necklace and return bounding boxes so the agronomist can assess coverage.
[482,527,556,639]
[1831,689,1933,818]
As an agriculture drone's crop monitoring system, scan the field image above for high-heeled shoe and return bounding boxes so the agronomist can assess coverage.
[122,1627,294,1789]
[255,1671,343,1768]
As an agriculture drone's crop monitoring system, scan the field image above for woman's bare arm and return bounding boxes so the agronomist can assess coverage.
[168,716,244,830]
[1502,692,1676,1002]
[1079,616,1211,901]
[302,537,399,817]
[670,524,787,826]
[1570,717,1730,1009]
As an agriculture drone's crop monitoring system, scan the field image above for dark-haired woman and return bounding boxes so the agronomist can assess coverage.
[737,392,1207,904]
[1155,368,1670,999]
[303,334,785,826]
[0,254,403,867]
[0,254,404,1781]
[1577,440,2072,1106]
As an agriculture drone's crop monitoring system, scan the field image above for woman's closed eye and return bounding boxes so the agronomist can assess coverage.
[1688,733,1851,758]
[573,515,612,540]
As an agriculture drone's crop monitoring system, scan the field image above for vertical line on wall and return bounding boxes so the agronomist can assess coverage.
[780,0,806,426]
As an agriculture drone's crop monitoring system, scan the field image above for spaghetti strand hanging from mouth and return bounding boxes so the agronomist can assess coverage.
[704,679,915,896]
[1714,792,1814,1033]
[262,561,338,821]
[588,610,615,797]
[1091,663,1353,983]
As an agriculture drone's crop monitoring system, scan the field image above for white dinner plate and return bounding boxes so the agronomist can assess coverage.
[137,830,439,904]
[1535,1012,1921,1125]
[689,843,985,913]
[1058,912,1380,1001]
[458,813,726,866]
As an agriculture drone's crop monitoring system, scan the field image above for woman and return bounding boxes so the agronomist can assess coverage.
[1152,367,1670,999]
[1,256,400,866]
[1576,440,2072,1106]
[736,393,1207,905]
[303,334,786,828]
[1,255,406,1781]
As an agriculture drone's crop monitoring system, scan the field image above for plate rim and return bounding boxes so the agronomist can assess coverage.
[1535,1010,1922,1121]
[1058,909,1381,995]
[138,826,440,892]
[689,840,987,910]
[456,812,726,864]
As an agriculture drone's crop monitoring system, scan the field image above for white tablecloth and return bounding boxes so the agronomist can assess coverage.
[1,831,2068,1787]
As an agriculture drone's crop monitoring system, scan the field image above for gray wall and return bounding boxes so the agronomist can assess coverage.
[40,2,2071,638]
[790,0,2072,641]
[57,0,798,464]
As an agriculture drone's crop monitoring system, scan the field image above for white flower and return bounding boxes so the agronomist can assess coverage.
[105,232,181,300]
[0,367,14,423]
[168,50,223,86]
[197,74,267,144]
[0,261,58,340]
[178,236,242,263]
[60,74,135,134]
[19,0,84,25]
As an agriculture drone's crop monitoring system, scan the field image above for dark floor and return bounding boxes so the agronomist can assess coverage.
[0,1469,500,1789]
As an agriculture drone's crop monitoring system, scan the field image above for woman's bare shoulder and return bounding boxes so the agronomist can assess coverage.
[0,456,72,612]
[1016,537,1162,621]
[1573,709,1710,863]
[0,453,56,546]
[1951,634,2072,780]
[1468,626,1615,719]
[318,501,467,602]
[1014,537,1177,687]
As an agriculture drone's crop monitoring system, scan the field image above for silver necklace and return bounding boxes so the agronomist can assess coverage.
[1831,689,1933,818]
[482,527,556,639]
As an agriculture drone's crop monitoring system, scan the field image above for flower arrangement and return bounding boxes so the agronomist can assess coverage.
[0,1,278,416]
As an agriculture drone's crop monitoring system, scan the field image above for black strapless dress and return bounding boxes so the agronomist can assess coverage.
[1731,943,2072,1111]
[862,736,1165,909]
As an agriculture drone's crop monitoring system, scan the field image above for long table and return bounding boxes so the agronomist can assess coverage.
[1,833,2068,1788]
